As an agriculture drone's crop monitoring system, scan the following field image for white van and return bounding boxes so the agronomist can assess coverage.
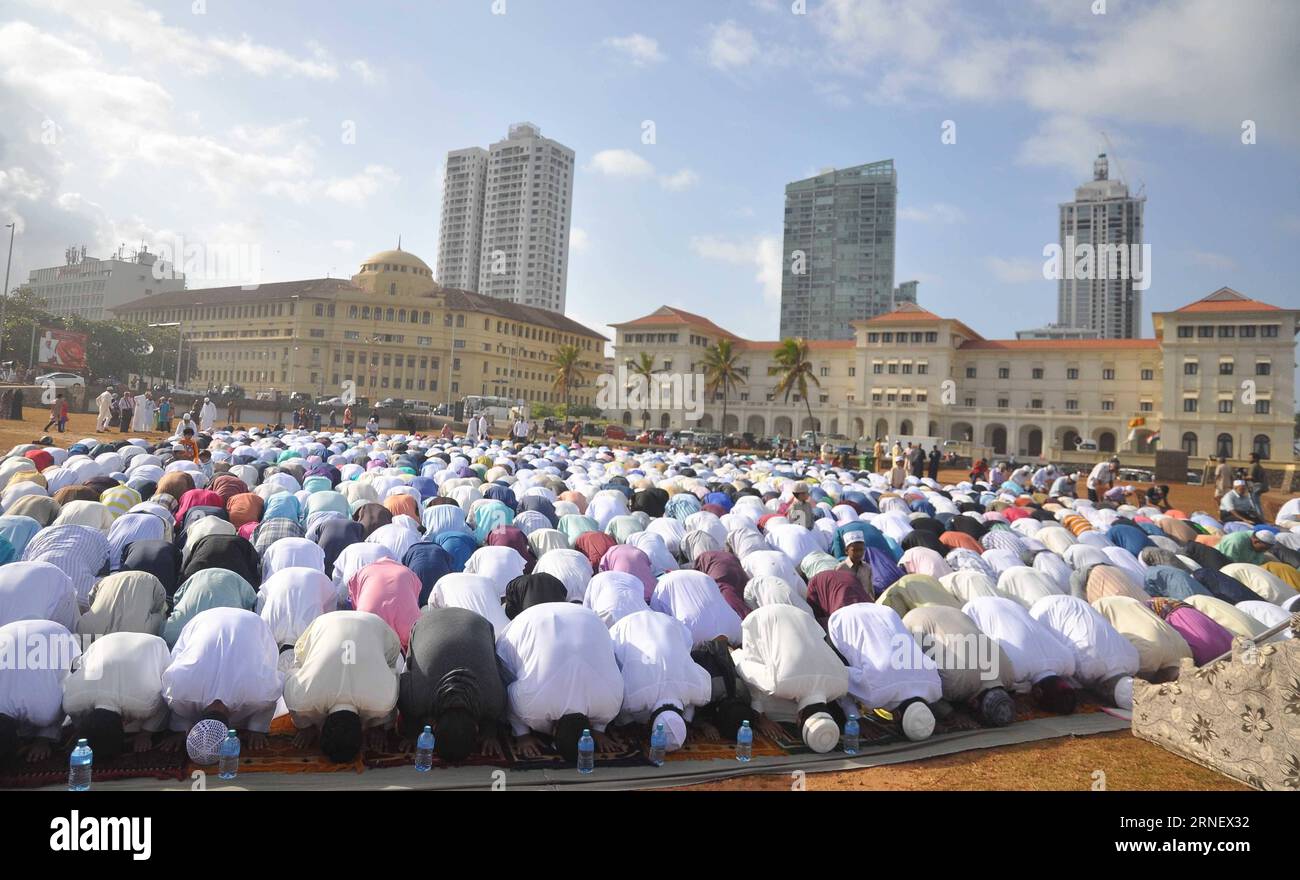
[1075,439,1099,452]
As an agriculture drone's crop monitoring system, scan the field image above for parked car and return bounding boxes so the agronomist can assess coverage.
[316,396,346,407]
[1075,439,1099,452]
[604,425,627,440]
[35,372,85,392]
[409,401,432,415]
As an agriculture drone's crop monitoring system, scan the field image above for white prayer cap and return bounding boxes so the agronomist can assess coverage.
[900,702,935,742]
[1112,676,1135,710]
[1253,529,1277,545]
[656,710,688,752]
[802,712,840,754]
[186,719,229,765]
[844,532,865,546]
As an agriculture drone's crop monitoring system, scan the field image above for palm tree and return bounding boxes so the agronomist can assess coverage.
[771,337,820,445]
[702,338,746,435]
[552,344,583,416]
[627,351,656,431]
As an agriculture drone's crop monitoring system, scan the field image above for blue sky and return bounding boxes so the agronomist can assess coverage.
[1,0,1296,356]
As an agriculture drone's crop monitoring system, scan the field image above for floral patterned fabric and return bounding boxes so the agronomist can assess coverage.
[1132,614,1300,791]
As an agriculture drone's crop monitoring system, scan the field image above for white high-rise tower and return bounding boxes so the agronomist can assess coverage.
[436,123,575,314]
[1056,153,1146,338]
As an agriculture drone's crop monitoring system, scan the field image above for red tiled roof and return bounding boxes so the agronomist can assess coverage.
[741,339,857,351]
[959,338,1160,351]
[861,303,943,323]
[1174,287,1282,313]
[612,306,741,339]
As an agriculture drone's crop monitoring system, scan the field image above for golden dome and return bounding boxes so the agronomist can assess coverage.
[359,248,432,275]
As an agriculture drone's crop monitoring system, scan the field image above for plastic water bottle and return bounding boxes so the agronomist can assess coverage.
[736,720,753,763]
[68,739,93,791]
[218,729,240,779]
[415,725,435,772]
[844,714,860,755]
[577,729,595,773]
[649,722,667,766]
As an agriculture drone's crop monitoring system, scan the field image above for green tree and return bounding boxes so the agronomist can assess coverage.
[552,344,584,414]
[702,338,746,435]
[771,337,820,445]
[626,351,656,431]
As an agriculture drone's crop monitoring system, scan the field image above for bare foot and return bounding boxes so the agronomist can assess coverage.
[292,728,319,750]
[694,721,720,743]
[592,730,622,754]
[514,733,543,759]
[24,739,52,763]
[480,734,504,759]
[157,733,186,753]
[132,732,153,753]
[245,732,268,752]
[756,716,786,743]
[364,727,388,752]
[396,737,414,754]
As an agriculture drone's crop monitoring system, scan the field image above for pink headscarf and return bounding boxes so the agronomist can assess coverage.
[348,558,421,650]
[900,546,954,579]
[599,544,657,601]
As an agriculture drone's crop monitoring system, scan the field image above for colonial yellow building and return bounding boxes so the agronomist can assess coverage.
[611,288,1298,464]
[113,248,606,408]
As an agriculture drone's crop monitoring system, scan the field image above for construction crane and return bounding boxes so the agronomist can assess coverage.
[1100,131,1145,197]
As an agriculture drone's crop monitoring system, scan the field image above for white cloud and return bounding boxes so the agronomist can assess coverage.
[708,20,760,71]
[985,256,1046,284]
[587,149,655,178]
[1017,115,1114,175]
[691,234,783,305]
[31,0,341,80]
[569,227,590,253]
[1187,250,1236,271]
[349,59,383,85]
[321,165,401,203]
[602,34,665,66]
[898,202,964,224]
[659,169,699,192]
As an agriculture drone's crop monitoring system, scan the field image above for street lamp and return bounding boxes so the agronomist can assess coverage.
[148,322,183,389]
[1,222,15,364]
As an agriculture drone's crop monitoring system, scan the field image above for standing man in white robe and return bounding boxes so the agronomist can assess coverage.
[63,631,171,758]
[731,603,850,753]
[161,607,283,750]
[608,609,712,752]
[0,620,80,762]
[95,388,115,432]
[282,611,401,762]
[199,397,217,432]
[495,602,624,763]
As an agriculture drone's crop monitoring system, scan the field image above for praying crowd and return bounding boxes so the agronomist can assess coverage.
[1,423,1299,774]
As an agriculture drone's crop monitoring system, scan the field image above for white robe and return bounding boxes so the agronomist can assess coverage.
[199,401,217,432]
[161,607,283,733]
[132,398,155,432]
[650,570,743,647]
[609,610,711,722]
[282,611,400,730]
[584,571,649,628]
[63,631,170,733]
[429,573,510,633]
[0,561,80,632]
[495,602,623,736]
[0,620,79,739]
[95,391,114,424]
[829,603,942,710]
[256,567,338,648]
[1029,594,1139,687]
[733,604,848,719]
[963,597,1076,693]
[533,549,593,602]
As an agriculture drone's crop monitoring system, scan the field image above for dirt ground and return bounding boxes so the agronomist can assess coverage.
[663,731,1250,791]
[2,409,1287,791]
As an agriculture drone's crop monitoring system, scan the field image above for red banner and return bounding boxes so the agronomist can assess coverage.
[37,329,88,371]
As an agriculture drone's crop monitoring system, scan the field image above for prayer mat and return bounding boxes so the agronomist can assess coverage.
[0,745,187,789]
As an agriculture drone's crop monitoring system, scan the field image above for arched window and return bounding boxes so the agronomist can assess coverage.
[1216,433,1233,459]
[398,309,406,322]
[1253,434,1271,460]
[362,306,370,319]
[349,305,358,318]
[1180,432,1198,457]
